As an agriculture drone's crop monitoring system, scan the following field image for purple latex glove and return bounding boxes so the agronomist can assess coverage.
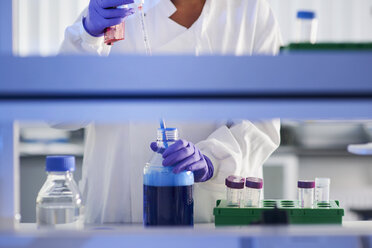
[83,0,135,37]
[150,140,214,183]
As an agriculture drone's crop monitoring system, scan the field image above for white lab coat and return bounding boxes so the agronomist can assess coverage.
[60,0,282,224]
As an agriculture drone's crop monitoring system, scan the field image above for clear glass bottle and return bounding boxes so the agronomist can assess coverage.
[143,128,194,226]
[315,177,330,203]
[245,177,263,207]
[298,180,315,208]
[36,156,82,228]
[296,10,318,44]
[225,176,245,207]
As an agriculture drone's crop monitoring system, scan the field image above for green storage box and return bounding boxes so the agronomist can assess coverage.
[213,199,344,226]
[280,42,372,52]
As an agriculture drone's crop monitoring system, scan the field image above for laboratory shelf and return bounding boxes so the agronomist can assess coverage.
[1,53,372,121]
[274,146,372,157]
[281,42,372,52]
[1,53,372,95]
[1,223,372,248]
[19,142,84,156]
[1,53,372,235]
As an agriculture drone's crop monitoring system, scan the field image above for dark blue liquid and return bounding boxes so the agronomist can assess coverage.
[143,185,193,226]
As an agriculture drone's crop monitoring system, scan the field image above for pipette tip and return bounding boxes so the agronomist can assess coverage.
[160,119,168,148]
[160,119,166,130]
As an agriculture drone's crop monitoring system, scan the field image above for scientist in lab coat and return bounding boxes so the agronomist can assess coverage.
[60,0,282,224]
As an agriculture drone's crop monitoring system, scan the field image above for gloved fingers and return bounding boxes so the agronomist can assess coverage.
[98,0,134,9]
[163,144,195,167]
[162,139,189,158]
[187,159,206,172]
[96,6,134,19]
[172,153,200,173]
[104,17,126,28]
[150,142,158,152]
[150,142,166,153]
[123,8,135,17]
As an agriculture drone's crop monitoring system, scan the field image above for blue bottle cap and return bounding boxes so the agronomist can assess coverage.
[297,11,316,20]
[46,156,75,172]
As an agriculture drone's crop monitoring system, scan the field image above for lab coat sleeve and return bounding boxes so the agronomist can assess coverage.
[59,8,111,56]
[252,0,282,55]
[194,119,281,222]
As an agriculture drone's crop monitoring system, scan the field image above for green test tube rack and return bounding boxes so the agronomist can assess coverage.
[213,199,344,226]
[280,42,372,52]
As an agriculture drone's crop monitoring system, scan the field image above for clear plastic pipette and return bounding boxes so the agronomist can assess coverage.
[138,0,152,55]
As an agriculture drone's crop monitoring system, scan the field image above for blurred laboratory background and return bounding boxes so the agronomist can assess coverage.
[12,0,372,56]
[19,121,372,222]
[13,0,372,223]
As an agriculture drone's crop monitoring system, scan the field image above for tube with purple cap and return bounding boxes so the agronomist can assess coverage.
[245,177,263,207]
[225,175,245,206]
[298,180,315,208]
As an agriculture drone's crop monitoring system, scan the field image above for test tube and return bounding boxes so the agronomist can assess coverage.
[315,178,330,203]
[138,0,152,55]
[225,175,245,207]
[245,177,263,207]
[296,10,318,44]
[298,180,315,208]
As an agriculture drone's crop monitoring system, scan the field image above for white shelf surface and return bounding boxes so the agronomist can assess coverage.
[1,54,372,93]
[19,142,84,156]
[1,222,372,248]
[1,53,372,121]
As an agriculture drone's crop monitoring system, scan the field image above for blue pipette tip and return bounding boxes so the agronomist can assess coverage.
[160,118,168,148]
[160,119,166,129]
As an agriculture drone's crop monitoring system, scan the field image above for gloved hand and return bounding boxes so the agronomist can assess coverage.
[83,0,135,37]
[150,140,214,182]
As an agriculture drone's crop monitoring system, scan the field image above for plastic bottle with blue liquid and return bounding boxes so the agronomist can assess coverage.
[143,127,194,226]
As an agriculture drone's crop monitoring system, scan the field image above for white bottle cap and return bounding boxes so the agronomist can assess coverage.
[315,177,330,187]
